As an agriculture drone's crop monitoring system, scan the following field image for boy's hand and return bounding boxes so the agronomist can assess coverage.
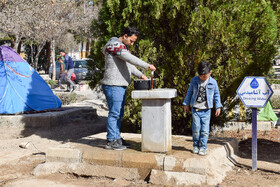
[183,105,189,113]
[215,108,221,117]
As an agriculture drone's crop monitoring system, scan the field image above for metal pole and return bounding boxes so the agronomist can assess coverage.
[252,107,257,171]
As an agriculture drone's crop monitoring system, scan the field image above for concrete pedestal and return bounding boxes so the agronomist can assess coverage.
[131,89,177,153]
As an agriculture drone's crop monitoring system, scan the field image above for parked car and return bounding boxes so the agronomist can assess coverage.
[49,59,88,83]
[73,59,88,82]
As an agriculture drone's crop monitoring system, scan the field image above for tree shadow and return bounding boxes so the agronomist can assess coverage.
[20,106,107,143]
[238,138,280,165]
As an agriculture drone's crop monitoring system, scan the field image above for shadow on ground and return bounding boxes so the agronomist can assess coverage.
[19,105,107,144]
[238,138,280,165]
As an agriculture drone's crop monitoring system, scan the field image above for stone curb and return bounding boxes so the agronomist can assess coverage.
[33,162,140,181]
[215,121,272,132]
[43,134,239,185]
[0,107,97,129]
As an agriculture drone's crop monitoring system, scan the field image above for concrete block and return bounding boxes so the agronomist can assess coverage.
[32,162,66,176]
[257,121,272,131]
[33,162,141,181]
[149,169,206,186]
[132,89,177,153]
[67,163,140,180]
[82,149,122,167]
[0,107,97,129]
[131,88,177,99]
[141,99,172,153]
[182,158,208,175]
[219,121,272,132]
[164,156,187,172]
[122,152,164,180]
[46,147,81,163]
[122,152,163,169]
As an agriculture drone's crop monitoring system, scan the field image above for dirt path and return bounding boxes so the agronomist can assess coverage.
[210,128,280,187]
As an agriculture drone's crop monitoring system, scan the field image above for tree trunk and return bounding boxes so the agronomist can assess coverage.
[51,39,56,81]
[17,40,22,54]
[86,39,90,57]
[46,41,51,74]
[81,41,84,59]
[34,45,43,72]
[11,38,15,49]
[29,44,34,67]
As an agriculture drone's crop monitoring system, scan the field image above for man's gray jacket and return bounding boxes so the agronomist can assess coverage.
[101,37,149,86]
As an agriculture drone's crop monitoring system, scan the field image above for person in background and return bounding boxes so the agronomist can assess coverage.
[182,61,222,156]
[59,50,76,92]
[102,26,156,150]
[56,57,66,89]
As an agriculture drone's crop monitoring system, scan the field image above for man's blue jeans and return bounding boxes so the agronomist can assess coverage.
[102,84,126,141]
[66,68,75,90]
[191,108,211,149]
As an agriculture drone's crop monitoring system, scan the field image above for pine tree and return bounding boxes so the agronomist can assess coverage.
[89,0,278,134]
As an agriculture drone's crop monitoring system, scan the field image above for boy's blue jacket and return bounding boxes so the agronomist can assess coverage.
[183,76,223,109]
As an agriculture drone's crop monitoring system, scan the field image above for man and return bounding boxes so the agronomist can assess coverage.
[102,26,156,150]
[59,50,77,92]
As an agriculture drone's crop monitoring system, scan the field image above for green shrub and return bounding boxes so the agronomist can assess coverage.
[267,79,280,85]
[270,96,280,109]
[48,80,57,85]
[55,93,77,105]
[89,0,279,134]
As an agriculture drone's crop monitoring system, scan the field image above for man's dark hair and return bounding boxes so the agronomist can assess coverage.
[198,61,211,75]
[121,26,139,37]
[59,49,65,53]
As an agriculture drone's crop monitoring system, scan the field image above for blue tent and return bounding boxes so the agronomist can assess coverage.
[0,46,62,114]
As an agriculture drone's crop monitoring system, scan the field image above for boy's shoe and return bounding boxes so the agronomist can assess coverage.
[105,140,126,150]
[60,86,65,89]
[193,147,199,154]
[117,138,131,148]
[198,147,207,156]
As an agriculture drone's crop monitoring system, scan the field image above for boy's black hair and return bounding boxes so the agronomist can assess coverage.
[198,61,211,75]
[57,57,62,61]
[121,26,139,37]
[59,49,65,53]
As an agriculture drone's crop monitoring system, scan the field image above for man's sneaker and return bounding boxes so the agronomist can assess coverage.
[71,85,77,92]
[198,147,207,156]
[193,147,199,154]
[117,138,131,148]
[105,140,126,150]
[64,90,70,92]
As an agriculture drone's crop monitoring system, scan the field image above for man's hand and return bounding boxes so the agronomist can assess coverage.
[215,108,221,117]
[148,65,156,71]
[64,70,67,74]
[183,105,189,113]
[140,75,148,80]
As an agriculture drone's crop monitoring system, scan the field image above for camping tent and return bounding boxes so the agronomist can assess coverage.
[257,101,278,127]
[0,45,62,114]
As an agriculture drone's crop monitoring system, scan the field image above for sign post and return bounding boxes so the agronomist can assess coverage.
[236,77,273,171]
[251,107,257,171]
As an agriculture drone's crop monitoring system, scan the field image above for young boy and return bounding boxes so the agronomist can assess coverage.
[57,57,66,89]
[182,61,222,156]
